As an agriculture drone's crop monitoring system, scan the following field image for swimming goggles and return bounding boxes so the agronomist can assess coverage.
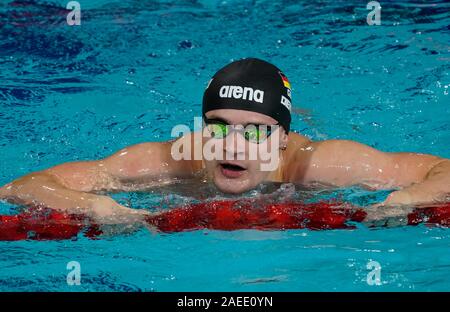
[203,118,277,144]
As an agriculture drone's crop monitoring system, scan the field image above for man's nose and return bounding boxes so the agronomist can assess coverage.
[223,130,246,155]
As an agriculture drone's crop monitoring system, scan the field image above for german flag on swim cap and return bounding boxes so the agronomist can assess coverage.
[279,72,291,90]
[202,58,292,133]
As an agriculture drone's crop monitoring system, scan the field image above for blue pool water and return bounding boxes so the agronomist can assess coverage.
[0,0,449,291]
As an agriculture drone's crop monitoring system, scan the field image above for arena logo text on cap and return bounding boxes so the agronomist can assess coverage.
[219,85,265,104]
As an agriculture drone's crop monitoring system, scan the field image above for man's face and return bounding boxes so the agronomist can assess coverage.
[203,109,288,194]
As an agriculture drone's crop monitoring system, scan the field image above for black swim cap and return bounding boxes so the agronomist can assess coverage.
[202,58,292,133]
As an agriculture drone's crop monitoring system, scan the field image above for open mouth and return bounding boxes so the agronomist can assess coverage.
[220,163,246,171]
[219,162,247,178]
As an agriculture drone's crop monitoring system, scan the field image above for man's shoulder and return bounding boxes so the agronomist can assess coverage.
[286,132,312,151]
[281,133,312,182]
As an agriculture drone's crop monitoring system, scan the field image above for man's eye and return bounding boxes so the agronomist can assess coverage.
[245,130,259,140]
[245,125,270,143]
[209,124,227,137]
[244,127,263,142]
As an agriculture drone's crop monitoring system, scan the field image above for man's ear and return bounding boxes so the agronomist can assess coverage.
[280,127,289,150]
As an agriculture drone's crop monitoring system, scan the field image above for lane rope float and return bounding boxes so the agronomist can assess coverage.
[0,200,449,241]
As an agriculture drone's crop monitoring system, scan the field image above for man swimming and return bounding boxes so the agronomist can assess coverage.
[0,58,449,224]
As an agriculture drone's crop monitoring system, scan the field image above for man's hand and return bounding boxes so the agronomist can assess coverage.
[382,189,423,206]
[88,195,151,225]
[365,160,450,226]
[382,160,450,206]
[86,196,157,235]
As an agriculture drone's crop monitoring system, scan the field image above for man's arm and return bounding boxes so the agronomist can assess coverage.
[44,139,199,193]
[288,139,450,205]
[0,135,200,222]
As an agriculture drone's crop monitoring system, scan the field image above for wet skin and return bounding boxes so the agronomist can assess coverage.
[0,109,449,224]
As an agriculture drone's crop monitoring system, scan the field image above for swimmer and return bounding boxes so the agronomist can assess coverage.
[0,58,449,224]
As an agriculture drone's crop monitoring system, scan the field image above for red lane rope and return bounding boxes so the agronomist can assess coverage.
[0,201,449,241]
[145,200,367,232]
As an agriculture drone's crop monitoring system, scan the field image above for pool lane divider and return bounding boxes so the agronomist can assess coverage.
[0,200,449,241]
